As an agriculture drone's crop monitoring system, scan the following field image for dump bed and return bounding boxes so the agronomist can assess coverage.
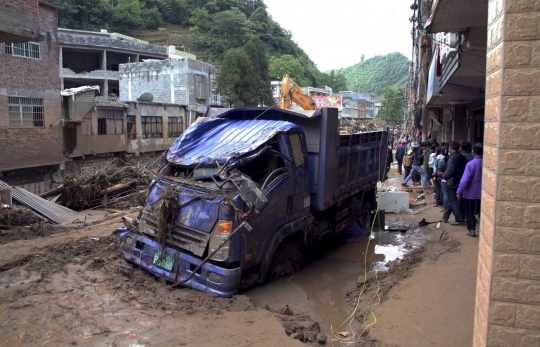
[211,107,388,212]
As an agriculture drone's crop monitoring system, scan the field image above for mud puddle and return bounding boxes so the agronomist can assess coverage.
[247,228,428,345]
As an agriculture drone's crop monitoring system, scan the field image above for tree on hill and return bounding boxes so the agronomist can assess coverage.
[379,86,404,122]
[339,52,410,97]
[216,39,273,107]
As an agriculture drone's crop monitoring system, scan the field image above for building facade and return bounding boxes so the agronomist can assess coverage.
[119,58,219,120]
[58,28,168,98]
[409,0,540,346]
[0,1,65,192]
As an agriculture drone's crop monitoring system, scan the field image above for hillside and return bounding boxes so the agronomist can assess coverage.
[339,52,410,97]
[48,0,337,88]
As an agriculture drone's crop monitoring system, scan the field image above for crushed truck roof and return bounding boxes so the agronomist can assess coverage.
[167,117,299,166]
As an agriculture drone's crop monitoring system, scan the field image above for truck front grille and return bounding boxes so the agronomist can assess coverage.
[140,213,211,257]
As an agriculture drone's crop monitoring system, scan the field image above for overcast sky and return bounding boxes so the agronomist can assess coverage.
[264,0,413,72]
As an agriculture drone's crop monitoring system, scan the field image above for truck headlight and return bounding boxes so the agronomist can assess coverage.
[209,221,232,261]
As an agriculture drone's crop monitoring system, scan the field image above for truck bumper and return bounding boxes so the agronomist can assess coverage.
[118,229,241,298]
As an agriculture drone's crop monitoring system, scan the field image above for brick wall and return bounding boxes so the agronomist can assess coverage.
[1,0,39,18]
[0,4,64,172]
[474,0,540,346]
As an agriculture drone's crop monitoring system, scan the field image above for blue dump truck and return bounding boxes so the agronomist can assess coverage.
[118,107,388,297]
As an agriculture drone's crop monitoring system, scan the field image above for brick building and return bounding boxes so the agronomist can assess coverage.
[410,0,540,345]
[0,1,65,192]
[0,0,42,43]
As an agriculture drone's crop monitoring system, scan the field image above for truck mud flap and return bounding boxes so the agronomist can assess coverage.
[120,232,241,298]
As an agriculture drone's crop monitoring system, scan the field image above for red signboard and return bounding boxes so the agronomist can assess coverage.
[273,95,342,110]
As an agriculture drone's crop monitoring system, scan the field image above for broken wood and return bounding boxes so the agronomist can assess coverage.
[39,186,63,198]
[100,179,137,196]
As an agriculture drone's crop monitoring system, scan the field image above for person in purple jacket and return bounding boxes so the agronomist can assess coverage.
[457,144,483,237]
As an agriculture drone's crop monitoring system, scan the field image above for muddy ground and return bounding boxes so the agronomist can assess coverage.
[0,169,469,347]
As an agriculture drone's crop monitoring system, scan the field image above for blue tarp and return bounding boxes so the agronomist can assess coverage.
[166,117,299,166]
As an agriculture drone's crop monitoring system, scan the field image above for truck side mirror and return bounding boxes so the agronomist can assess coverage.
[239,176,268,213]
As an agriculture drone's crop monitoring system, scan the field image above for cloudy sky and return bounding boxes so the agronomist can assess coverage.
[264,0,414,71]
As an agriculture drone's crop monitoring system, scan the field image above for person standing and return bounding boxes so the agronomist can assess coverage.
[457,144,483,237]
[443,141,467,225]
[433,147,443,207]
[402,142,429,189]
[396,141,406,175]
[459,140,474,162]
[439,147,449,212]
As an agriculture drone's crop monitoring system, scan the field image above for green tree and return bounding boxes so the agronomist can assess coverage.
[325,70,348,93]
[268,54,307,86]
[113,0,144,29]
[158,0,190,25]
[216,48,258,107]
[243,39,273,106]
[188,7,211,30]
[217,39,273,107]
[379,86,404,122]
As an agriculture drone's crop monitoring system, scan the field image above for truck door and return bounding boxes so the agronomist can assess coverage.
[241,134,294,270]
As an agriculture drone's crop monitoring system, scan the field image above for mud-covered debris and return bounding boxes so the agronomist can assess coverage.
[308,321,320,333]
[290,331,304,341]
[316,333,327,344]
[337,331,350,337]
[280,304,294,316]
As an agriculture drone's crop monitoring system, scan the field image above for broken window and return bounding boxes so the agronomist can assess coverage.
[97,109,123,135]
[5,42,40,59]
[195,75,207,99]
[127,115,136,140]
[8,97,44,128]
[168,117,183,138]
[237,140,288,190]
[289,134,305,167]
[141,116,163,139]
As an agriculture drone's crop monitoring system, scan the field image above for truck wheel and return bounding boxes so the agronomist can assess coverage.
[267,242,304,281]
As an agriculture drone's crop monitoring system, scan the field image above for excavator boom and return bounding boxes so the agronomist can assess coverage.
[280,74,316,111]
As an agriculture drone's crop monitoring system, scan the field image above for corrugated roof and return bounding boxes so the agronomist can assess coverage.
[166,118,298,166]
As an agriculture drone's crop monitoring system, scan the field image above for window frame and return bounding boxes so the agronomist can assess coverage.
[97,109,124,135]
[141,116,163,139]
[5,42,41,59]
[8,96,45,128]
[168,116,183,138]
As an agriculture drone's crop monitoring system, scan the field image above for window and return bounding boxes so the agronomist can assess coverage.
[141,116,162,139]
[168,117,183,138]
[8,97,44,128]
[127,115,136,140]
[289,134,305,167]
[97,109,123,135]
[195,75,207,99]
[5,42,41,59]
[82,113,92,135]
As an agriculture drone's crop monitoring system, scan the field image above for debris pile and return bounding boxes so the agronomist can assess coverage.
[340,118,393,134]
[41,165,155,211]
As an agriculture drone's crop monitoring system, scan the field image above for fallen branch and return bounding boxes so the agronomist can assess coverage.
[100,179,137,195]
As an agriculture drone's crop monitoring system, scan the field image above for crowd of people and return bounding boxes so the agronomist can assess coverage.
[395,138,483,238]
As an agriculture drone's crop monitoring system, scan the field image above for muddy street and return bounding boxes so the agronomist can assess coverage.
[0,194,466,347]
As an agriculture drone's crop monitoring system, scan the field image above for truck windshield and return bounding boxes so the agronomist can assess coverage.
[161,140,289,190]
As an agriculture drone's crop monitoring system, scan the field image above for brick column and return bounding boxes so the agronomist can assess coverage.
[475,0,540,346]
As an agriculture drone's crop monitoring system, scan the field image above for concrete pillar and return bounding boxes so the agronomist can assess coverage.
[135,54,140,63]
[101,49,107,70]
[59,46,64,90]
[103,80,108,97]
[473,1,540,346]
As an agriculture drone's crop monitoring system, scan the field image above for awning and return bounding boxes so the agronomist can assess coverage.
[428,0,488,33]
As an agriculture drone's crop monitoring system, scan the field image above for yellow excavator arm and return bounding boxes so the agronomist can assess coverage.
[280,74,316,111]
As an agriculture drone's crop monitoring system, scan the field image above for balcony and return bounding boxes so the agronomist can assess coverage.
[61,68,119,81]
[427,0,488,33]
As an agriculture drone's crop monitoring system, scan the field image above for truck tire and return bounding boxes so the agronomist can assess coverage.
[267,242,304,281]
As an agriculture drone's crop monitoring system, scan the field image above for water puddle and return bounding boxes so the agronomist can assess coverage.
[247,229,426,345]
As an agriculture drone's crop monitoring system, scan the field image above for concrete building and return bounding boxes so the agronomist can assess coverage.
[0,1,65,192]
[301,86,333,96]
[62,87,191,169]
[339,91,369,119]
[58,28,168,98]
[119,59,221,120]
[410,0,540,345]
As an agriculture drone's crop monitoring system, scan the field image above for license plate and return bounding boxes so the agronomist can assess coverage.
[153,251,174,271]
